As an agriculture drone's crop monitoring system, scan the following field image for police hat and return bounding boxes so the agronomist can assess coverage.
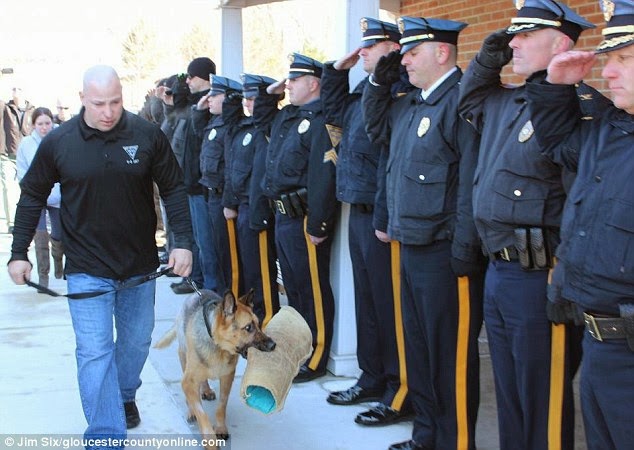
[596,0,634,53]
[398,16,468,54]
[506,0,595,43]
[359,17,400,48]
[208,76,242,96]
[241,73,278,99]
[287,53,323,79]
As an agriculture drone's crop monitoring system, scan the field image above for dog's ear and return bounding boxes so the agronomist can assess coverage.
[238,288,255,307]
[222,290,237,317]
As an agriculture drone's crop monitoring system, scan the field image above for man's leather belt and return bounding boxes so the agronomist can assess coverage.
[492,246,519,262]
[208,187,223,195]
[583,312,627,341]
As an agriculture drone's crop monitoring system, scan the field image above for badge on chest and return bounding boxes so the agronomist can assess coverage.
[417,117,431,137]
[518,120,534,143]
[208,129,217,141]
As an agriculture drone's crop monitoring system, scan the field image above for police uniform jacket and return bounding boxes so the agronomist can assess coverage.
[321,64,380,207]
[220,93,280,232]
[363,68,482,262]
[458,60,572,255]
[262,99,337,237]
[527,81,633,314]
[10,109,193,280]
[193,100,244,191]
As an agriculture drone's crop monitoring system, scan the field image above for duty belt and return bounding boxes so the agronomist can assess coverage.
[492,246,519,262]
[583,312,628,341]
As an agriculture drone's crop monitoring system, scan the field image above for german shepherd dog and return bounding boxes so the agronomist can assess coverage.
[154,289,276,444]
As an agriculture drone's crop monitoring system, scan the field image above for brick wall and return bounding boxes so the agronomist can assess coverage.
[399,0,608,91]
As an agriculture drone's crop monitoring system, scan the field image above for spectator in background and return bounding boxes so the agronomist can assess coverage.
[53,98,73,125]
[2,87,34,233]
[16,107,63,290]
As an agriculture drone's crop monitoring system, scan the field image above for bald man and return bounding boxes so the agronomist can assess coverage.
[8,65,193,447]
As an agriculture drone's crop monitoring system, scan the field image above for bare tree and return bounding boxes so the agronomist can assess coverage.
[179,23,216,66]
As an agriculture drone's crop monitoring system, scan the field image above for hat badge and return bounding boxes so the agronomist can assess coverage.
[601,0,615,22]
[417,117,431,138]
[397,18,405,34]
[515,0,525,10]
[288,53,296,63]
[360,18,368,32]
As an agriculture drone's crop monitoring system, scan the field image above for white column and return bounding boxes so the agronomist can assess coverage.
[326,0,381,376]
[218,7,244,79]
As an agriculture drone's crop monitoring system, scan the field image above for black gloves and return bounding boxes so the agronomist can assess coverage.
[476,29,513,70]
[450,256,487,278]
[545,266,582,325]
[224,90,243,105]
[372,51,403,86]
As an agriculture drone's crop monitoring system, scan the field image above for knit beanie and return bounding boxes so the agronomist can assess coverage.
[187,57,216,80]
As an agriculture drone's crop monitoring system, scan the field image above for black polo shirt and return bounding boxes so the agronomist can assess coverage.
[11,109,192,280]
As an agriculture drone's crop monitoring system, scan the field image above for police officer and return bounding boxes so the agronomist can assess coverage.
[222,73,281,326]
[321,18,412,426]
[363,16,485,450]
[458,1,595,449]
[193,75,244,295]
[525,1,634,448]
[262,53,338,382]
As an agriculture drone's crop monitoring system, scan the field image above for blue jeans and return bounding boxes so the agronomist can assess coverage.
[66,273,156,449]
[188,193,218,290]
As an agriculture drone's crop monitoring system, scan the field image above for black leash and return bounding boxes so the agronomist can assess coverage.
[25,267,173,299]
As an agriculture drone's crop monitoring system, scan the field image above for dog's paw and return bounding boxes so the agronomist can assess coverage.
[186,414,197,424]
[201,389,216,401]
[215,433,229,441]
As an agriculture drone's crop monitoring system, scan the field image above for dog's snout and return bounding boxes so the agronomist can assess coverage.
[264,338,276,352]
[255,334,276,352]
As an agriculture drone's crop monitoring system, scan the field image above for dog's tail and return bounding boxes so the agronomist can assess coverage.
[153,325,177,349]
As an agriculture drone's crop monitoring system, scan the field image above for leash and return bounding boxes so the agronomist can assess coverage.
[25,267,173,299]
[186,279,218,341]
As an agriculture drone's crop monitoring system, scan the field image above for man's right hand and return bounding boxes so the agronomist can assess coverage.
[333,48,361,71]
[196,93,210,110]
[266,79,287,95]
[477,29,513,70]
[372,51,402,86]
[8,260,32,285]
[546,51,596,85]
[375,230,391,243]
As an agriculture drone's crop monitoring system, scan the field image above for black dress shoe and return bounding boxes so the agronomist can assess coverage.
[388,439,427,450]
[124,401,140,429]
[326,385,383,405]
[293,365,326,383]
[355,403,413,427]
[171,280,195,294]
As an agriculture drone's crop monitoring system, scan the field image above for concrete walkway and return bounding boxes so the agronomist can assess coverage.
[0,230,585,450]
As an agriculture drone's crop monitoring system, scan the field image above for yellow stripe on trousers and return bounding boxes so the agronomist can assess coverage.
[390,241,409,410]
[303,217,326,370]
[548,323,566,450]
[258,230,274,329]
[456,276,471,450]
[547,259,564,450]
[226,218,240,296]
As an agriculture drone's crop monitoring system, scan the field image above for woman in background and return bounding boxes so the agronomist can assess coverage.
[16,107,63,290]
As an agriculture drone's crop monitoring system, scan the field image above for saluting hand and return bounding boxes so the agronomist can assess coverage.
[333,48,361,71]
[372,51,402,86]
[168,248,193,277]
[196,92,210,110]
[267,78,287,95]
[546,51,596,86]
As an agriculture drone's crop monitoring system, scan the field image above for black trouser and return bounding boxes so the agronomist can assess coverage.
[237,203,279,326]
[349,205,409,410]
[401,240,484,450]
[275,212,334,371]
[207,192,243,295]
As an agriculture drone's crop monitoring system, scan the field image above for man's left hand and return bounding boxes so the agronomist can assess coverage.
[168,248,193,277]
[308,234,328,246]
